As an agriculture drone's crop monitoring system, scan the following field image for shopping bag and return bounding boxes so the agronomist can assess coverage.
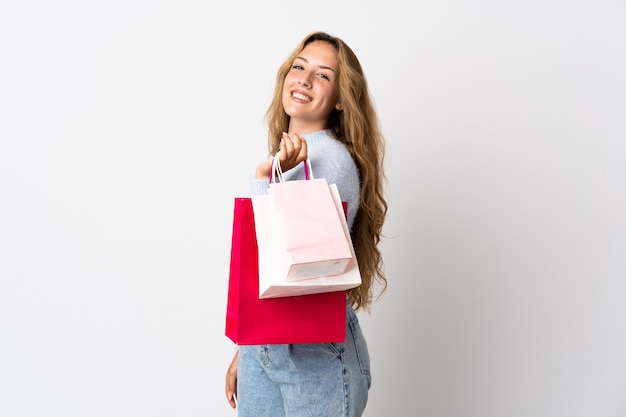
[225,197,347,345]
[254,182,362,299]
[252,155,353,283]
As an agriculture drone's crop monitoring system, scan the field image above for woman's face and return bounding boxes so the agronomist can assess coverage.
[282,40,342,133]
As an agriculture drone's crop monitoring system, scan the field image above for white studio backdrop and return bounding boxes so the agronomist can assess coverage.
[1,1,625,416]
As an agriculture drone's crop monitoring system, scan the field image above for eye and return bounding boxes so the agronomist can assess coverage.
[317,73,330,81]
[292,65,304,70]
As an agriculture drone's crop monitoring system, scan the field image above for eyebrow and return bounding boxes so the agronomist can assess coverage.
[294,56,336,73]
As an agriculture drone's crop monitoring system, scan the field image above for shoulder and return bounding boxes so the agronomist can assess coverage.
[304,130,355,171]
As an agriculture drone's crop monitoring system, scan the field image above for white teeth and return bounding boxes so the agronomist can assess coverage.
[292,92,311,101]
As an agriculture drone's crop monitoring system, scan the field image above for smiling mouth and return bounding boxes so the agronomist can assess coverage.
[292,91,312,102]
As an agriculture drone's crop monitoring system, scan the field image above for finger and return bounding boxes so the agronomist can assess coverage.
[288,132,305,154]
[279,133,300,171]
[225,377,237,409]
[279,132,308,172]
[280,132,294,160]
[225,374,235,407]
[227,390,237,409]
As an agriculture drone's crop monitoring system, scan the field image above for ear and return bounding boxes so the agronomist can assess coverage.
[335,100,343,111]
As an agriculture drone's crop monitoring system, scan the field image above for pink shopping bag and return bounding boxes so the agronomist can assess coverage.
[252,155,353,284]
[253,182,362,299]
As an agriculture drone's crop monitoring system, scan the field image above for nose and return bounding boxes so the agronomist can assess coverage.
[298,74,311,88]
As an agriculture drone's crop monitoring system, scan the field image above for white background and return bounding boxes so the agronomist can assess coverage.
[1,1,625,416]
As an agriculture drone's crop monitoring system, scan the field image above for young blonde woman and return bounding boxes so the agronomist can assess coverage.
[225,31,388,417]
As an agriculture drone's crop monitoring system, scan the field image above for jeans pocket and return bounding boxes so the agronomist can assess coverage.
[348,314,371,379]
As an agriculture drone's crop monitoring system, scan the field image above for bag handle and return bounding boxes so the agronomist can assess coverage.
[269,151,314,184]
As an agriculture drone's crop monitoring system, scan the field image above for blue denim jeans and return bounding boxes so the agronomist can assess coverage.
[237,300,371,417]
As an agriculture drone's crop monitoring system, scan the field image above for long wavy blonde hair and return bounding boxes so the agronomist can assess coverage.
[265,31,388,312]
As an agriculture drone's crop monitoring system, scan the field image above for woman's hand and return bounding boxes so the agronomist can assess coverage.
[225,351,238,409]
[254,132,308,179]
[277,132,308,172]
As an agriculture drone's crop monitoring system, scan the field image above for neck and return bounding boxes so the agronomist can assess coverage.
[288,120,327,135]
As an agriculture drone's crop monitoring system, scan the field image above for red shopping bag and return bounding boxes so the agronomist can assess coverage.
[225,197,346,345]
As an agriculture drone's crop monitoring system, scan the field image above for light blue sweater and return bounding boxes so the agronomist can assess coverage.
[249,129,361,230]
